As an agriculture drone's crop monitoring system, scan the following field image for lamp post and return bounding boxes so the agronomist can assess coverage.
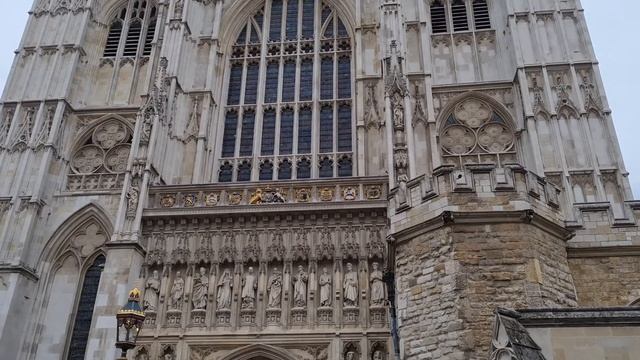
[116,288,146,360]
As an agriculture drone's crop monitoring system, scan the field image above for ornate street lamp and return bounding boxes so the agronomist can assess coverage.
[116,288,146,359]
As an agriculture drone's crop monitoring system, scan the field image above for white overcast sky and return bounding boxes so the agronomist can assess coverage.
[0,1,637,198]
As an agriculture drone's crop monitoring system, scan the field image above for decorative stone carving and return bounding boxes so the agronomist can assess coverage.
[169,271,185,310]
[365,185,382,200]
[171,233,191,264]
[216,269,233,310]
[126,184,140,219]
[370,262,386,306]
[292,230,310,260]
[144,270,161,311]
[319,187,334,201]
[192,267,209,310]
[342,186,358,201]
[228,192,243,205]
[293,265,308,308]
[295,188,312,202]
[161,194,176,207]
[319,267,332,307]
[204,192,219,206]
[343,263,358,307]
[71,145,104,173]
[454,99,491,128]
[184,193,198,207]
[364,82,383,129]
[267,232,286,261]
[241,267,258,309]
[316,229,335,260]
[477,123,514,153]
[267,267,283,309]
[93,120,128,149]
[251,188,287,204]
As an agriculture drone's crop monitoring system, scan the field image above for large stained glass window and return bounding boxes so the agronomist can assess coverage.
[219,0,353,182]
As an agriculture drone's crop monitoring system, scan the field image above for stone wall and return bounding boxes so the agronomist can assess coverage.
[569,256,640,306]
[395,221,577,359]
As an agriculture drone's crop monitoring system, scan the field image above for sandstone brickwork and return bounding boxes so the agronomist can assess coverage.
[569,256,640,307]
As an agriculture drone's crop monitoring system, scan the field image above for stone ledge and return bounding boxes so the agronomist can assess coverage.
[0,263,39,282]
[516,307,640,327]
[566,245,640,258]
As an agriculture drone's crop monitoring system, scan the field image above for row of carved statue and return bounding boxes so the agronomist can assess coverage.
[143,262,387,314]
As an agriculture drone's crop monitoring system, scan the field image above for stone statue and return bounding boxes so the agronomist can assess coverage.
[392,94,405,128]
[216,269,233,310]
[267,267,283,309]
[370,262,386,306]
[163,353,174,360]
[343,263,358,307]
[169,271,184,310]
[372,350,383,360]
[126,185,139,218]
[397,174,409,205]
[143,270,160,311]
[345,351,356,360]
[293,265,308,308]
[241,266,257,309]
[319,267,332,307]
[192,267,209,310]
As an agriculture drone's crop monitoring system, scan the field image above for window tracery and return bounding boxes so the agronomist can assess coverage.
[439,98,516,168]
[429,0,491,34]
[103,1,157,58]
[67,119,133,191]
[219,0,354,182]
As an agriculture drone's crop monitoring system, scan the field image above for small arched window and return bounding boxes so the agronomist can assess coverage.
[218,0,354,181]
[430,0,492,34]
[472,0,491,30]
[451,0,469,32]
[103,1,158,58]
[439,98,517,168]
[430,1,448,34]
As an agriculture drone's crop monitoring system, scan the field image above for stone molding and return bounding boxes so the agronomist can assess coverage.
[516,307,640,327]
[0,263,39,282]
[566,245,640,259]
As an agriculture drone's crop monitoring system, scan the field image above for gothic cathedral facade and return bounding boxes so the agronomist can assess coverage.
[0,0,638,359]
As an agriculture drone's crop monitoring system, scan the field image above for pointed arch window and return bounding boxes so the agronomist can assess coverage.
[429,0,492,34]
[67,255,106,360]
[103,1,158,58]
[219,0,354,181]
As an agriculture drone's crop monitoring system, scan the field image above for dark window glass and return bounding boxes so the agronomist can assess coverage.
[261,109,277,155]
[338,155,352,177]
[221,111,238,157]
[104,21,123,57]
[244,63,260,104]
[337,56,351,99]
[227,64,244,105]
[67,256,105,360]
[265,62,280,103]
[452,0,469,32]
[297,158,311,179]
[250,24,261,43]
[236,24,248,45]
[301,0,315,38]
[319,157,333,178]
[299,58,313,100]
[324,18,334,38]
[319,105,333,153]
[473,0,491,29]
[279,108,294,154]
[337,18,348,37]
[278,159,292,180]
[430,0,448,34]
[238,161,251,181]
[143,13,156,56]
[282,60,296,102]
[320,56,333,100]
[322,6,331,24]
[237,161,252,181]
[286,0,299,40]
[260,161,274,181]
[337,103,352,152]
[270,0,283,41]
[298,107,312,153]
[239,110,255,156]
[255,12,264,30]
[219,162,234,182]
[123,19,142,56]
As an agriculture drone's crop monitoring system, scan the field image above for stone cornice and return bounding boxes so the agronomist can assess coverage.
[105,241,146,257]
[516,308,640,327]
[392,209,573,244]
[566,245,640,259]
[0,263,39,282]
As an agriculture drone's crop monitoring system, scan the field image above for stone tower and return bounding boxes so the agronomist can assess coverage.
[0,0,638,360]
